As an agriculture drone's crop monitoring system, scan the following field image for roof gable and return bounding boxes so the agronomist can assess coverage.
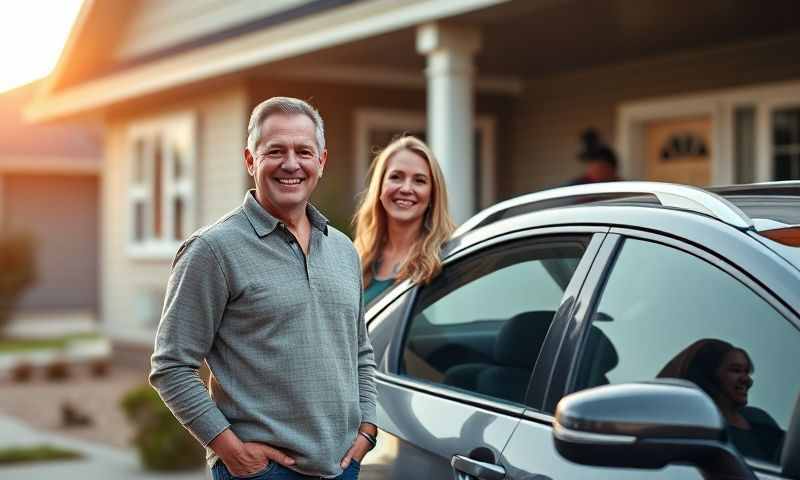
[29,0,508,121]
[45,0,130,94]
[45,0,356,95]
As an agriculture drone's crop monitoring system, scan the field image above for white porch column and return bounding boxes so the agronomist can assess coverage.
[417,23,481,225]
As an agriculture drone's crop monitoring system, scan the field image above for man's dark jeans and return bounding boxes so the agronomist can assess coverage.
[212,460,360,480]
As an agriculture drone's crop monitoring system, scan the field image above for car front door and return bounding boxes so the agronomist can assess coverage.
[501,231,800,480]
[361,229,605,480]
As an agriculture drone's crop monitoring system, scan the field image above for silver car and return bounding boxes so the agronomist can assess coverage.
[361,181,800,480]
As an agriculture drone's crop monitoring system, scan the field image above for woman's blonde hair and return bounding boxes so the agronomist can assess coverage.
[353,136,455,286]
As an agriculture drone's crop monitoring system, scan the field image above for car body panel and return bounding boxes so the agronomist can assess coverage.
[367,374,521,479]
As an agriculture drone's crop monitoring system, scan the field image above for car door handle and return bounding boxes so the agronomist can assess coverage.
[451,454,506,480]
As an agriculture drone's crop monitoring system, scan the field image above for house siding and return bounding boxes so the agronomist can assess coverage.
[199,88,250,224]
[511,34,800,193]
[2,174,98,312]
[102,85,248,344]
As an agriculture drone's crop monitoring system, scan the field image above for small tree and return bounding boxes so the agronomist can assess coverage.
[0,232,36,337]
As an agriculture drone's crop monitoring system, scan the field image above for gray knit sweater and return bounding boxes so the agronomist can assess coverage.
[149,192,377,477]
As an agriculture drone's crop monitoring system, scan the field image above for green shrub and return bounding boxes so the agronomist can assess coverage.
[0,232,36,337]
[120,385,205,471]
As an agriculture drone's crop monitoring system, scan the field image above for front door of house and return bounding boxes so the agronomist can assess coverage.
[645,116,711,186]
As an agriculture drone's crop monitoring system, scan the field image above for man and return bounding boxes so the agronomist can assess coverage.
[565,128,621,186]
[150,97,377,480]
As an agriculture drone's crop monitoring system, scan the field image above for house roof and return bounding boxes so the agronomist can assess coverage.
[73,0,362,86]
[0,81,101,171]
[27,0,507,122]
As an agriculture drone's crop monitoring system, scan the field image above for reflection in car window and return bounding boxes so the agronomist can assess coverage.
[401,238,587,406]
[424,258,578,326]
[575,238,800,465]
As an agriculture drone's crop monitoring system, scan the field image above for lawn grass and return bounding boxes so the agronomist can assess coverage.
[0,332,102,353]
[0,444,83,464]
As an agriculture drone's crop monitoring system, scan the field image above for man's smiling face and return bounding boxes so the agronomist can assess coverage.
[245,113,327,220]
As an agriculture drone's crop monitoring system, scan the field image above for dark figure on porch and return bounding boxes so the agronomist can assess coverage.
[565,128,620,186]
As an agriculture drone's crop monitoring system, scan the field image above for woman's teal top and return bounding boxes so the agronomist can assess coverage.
[364,277,395,305]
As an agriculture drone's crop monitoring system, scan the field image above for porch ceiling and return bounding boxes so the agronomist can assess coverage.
[272,0,800,80]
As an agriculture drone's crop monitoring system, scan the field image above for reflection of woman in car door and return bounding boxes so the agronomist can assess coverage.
[353,136,454,306]
[658,339,785,463]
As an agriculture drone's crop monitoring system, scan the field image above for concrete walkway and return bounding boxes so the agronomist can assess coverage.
[0,414,209,479]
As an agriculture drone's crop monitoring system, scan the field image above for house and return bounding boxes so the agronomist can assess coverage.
[28,0,800,354]
[1,80,101,337]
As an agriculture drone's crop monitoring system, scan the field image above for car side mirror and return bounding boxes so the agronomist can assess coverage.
[552,379,757,480]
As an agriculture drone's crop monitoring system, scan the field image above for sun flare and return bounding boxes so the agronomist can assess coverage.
[0,0,84,93]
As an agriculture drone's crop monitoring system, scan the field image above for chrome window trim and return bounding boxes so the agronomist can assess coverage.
[552,423,636,445]
[375,371,527,417]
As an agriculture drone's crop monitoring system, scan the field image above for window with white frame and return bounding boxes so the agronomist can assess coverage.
[737,102,800,182]
[772,107,800,180]
[127,113,196,257]
[620,80,800,185]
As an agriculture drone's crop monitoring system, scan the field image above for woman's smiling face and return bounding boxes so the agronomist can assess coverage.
[380,149,432,226]
[715,349,753,408]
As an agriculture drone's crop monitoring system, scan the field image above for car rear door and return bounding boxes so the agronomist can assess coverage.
[501,229,800,480]
[361,228,606,480]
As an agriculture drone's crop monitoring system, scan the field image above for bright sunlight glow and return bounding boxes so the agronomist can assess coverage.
[0,0,84,93]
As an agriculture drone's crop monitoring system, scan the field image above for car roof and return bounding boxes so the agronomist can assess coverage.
[455,181,800,237]
[453,181,756,237]
[444,182,800,284]
[447,203,750,258]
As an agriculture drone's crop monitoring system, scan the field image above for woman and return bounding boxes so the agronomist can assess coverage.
[658,339,785,463]
[353,136,455,305]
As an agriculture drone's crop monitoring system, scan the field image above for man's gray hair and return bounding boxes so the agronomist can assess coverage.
[246,97,326,154]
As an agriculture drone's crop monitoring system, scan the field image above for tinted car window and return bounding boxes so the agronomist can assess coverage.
[401,237,587,405]
[576,238,800,465]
